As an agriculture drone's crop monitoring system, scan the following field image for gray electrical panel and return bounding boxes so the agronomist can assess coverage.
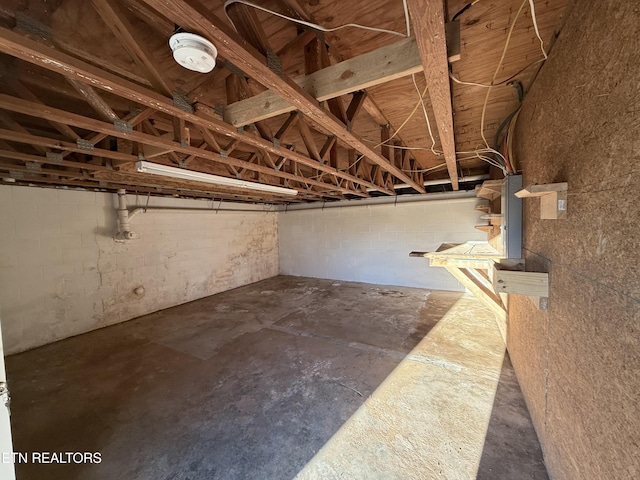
[501,174,523,258]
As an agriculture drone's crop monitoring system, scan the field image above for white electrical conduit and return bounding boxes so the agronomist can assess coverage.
[115,191,274,240]
[130,206,276,214]
[223,0,410,38]
[366,174,489,193]
[278,190,476,212]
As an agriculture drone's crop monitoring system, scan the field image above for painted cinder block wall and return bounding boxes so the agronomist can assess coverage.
[278,197,485,290]
[0,187,484,354]
[0,186,278,354]
[508,0,640,478]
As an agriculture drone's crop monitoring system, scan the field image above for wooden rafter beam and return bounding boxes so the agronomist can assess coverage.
[0,129,308,202]
[224,37,422,127]
[74,107,154,155]
[0,94,365,198]
[407,0,458,190]
[274,111,299,140]
[0,148,112,172]
[124,0,174,37]
[346,91,367,125]
[319,135,337,161]
[314,36,347,124]
[225,9,288,181]
[381,124,391,162]
[276,29,315,57]
[66,77,119,123]
[226,2,270,56]
[0,128,140,165]
[141,119,180,162]
[91,0,173,96]
[0,112,47,155]
[5,79,79,140]
[296,115,321,162]
[195,125,221,153]
[0,160,304,202]
[0,27,387,195]
[136,0,421,193]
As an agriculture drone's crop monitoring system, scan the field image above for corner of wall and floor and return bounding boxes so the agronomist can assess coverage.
[508,0,640,478]
[0,189,279,354]
[0,186,487,354]
[277,198,485,290]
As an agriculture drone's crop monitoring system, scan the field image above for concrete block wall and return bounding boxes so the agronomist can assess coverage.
[278,197,485,290]
[0,185,278,354]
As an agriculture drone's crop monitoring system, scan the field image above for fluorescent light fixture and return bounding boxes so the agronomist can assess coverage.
[135,161,298,196]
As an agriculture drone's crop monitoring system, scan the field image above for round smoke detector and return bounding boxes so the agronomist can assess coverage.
[169,32,217,73]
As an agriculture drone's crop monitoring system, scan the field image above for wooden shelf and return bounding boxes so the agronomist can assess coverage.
[515,182,568,198]
[411,242,504,269]
[476,180,503,200]
[480,213,503,225]
[475,204,491,213]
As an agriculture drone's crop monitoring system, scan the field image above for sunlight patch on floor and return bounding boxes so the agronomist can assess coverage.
[295,295,506,480]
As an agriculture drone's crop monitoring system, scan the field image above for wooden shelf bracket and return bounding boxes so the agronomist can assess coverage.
[515,182,568,219]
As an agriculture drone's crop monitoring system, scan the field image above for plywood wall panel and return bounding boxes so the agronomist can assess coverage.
[508,1,640,478]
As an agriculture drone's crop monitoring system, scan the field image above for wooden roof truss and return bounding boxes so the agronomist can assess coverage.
[0,0,569,203]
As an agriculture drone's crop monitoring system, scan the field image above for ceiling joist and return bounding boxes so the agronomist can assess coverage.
[91,0,174,96]
[224,37,422,128]
[407,0,458,190]
[0,94,367,197]
[135,0,423,193]
[0,27,387,197]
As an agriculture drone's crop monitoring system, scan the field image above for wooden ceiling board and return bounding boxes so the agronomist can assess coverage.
[0,0,571,202]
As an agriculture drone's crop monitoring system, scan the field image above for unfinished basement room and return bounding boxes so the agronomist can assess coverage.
[0,0,637,478]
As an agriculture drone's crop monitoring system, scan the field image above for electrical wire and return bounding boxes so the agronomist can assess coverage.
[449,58,545,88]
[373,83,428,149]
[401,154,504,174]
[221,0,520,177]
[528,0,548,59]
[479,0,528,149]
[402,163,447,173]
[223,0,408,38]
[412,74,439,156]
[451,0,483,22]
[402,0,410,37]
[506,108,521,171]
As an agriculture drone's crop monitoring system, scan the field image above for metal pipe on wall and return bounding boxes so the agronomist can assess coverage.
[277,190,477,212]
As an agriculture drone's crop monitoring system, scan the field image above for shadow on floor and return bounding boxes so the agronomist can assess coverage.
[476,354,548,480]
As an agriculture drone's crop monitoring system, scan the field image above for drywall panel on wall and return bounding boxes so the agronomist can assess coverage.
[0,186,278,354]
[278,198,485,290]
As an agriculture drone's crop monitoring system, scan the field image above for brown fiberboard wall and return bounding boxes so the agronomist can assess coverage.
[509,0,640,479]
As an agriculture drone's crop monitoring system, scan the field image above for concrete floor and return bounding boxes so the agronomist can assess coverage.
[6,276,547,479]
